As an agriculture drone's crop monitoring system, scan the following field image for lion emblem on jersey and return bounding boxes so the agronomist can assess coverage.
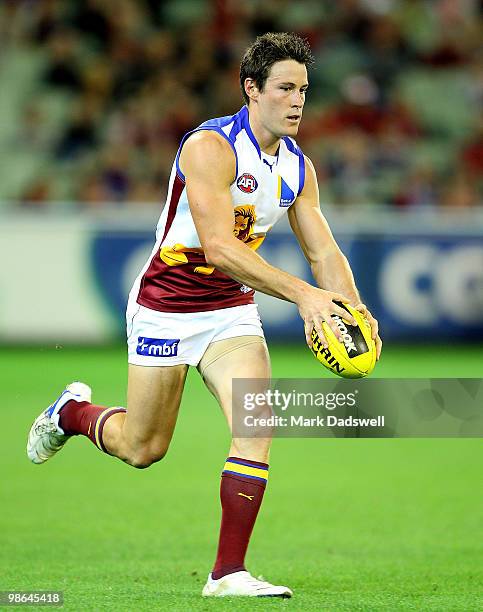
[160,204,264,276]
[233,205,256,242]
[233,205,265,251]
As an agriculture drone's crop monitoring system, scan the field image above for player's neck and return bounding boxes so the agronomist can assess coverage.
[247,110,281,156]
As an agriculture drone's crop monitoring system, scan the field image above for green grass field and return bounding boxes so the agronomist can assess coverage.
[1,344,482,611]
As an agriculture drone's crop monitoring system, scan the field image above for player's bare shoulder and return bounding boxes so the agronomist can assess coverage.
[301,155,318,194]
[179,130,236,185]
[303,154,317,175]
[291,154,319,211]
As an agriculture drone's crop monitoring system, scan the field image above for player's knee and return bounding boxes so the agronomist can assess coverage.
[126,443,169,469]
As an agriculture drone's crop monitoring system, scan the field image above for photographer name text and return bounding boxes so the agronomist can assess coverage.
[244,415,385,428]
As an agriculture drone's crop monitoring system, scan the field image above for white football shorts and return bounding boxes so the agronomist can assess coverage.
[126,303,264,366]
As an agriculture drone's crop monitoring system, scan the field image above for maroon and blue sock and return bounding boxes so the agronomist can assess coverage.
[59,401,126,453]
[212,457,269,580]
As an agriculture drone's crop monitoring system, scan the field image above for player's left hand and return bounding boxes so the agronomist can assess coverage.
[354,303,382,360]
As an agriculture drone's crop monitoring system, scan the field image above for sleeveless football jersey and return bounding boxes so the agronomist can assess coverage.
[132,106,305,313]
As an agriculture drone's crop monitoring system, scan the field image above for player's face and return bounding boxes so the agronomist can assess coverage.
[258,60,308,138]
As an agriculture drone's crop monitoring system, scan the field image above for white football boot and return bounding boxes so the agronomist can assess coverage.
[202,571,292,598]
[27,382,92,464]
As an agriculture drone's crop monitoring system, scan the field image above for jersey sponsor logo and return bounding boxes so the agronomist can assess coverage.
[263,158,276,172]
[136,337,180,357]
[237,173,258,193]
[278,176,295,207]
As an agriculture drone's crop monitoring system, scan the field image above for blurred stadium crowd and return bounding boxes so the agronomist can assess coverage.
[1,0,483,208]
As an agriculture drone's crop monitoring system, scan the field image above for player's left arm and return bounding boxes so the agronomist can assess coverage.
[288,155,382,358]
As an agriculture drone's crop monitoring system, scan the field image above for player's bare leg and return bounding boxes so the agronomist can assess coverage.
[27,364,188,469]
[199,336,292,598]
[102,364,188,467]
[199,336,272,462]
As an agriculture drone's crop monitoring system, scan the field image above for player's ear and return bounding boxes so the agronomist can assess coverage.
[244,78,259,102]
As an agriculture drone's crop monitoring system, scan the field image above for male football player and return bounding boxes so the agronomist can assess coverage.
[28,32,381,598]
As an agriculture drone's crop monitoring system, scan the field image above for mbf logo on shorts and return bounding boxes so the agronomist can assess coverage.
[237,173,258,193]
[137,337,180,357]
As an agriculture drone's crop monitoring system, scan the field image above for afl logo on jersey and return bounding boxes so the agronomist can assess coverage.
[237,173,258,193]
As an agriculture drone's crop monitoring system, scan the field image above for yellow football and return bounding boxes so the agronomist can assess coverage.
[310,303,376,379]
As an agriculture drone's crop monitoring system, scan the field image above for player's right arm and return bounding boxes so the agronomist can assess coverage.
[179,130,355,344]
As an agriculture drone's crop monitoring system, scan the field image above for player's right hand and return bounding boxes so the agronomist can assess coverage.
[296,289,357,348]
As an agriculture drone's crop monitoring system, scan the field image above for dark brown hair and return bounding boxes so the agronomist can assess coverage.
[240,32,314,105]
